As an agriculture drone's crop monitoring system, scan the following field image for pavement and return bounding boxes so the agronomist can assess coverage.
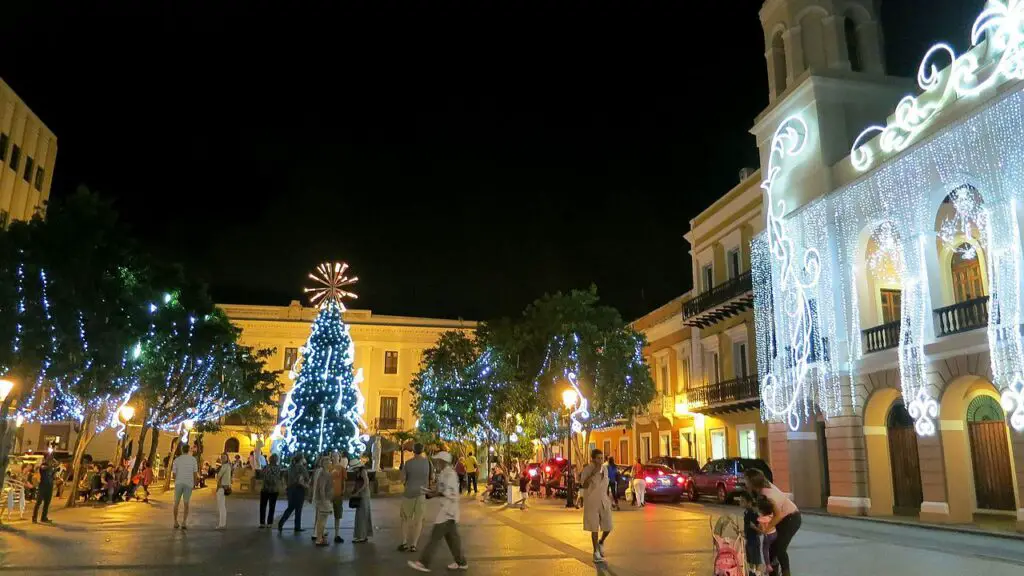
[3,487,1024,575]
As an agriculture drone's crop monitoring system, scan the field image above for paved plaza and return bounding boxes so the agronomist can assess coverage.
[3,487,1024,575]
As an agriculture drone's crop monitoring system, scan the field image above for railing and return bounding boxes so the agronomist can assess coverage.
[862,321,901,353]
[682,271,753,319]
[373,417,404,431]
[934,296,989,337]
[687,374,759,409]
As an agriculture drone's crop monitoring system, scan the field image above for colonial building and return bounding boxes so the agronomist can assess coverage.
[0,78,56,226]
[684,168,769,470]
[752,0,1024,529]
[22,301,475,469]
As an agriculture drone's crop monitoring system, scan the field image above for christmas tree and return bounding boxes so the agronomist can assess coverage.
[275,262,367,460]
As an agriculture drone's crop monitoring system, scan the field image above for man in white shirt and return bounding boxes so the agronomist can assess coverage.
[171,443,199,529]
[408,451,468,572]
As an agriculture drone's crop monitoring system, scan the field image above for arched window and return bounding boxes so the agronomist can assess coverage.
[772,31,788,95]
[967,395,1004,422]
[224,437,240,454]
[845,17,863,72]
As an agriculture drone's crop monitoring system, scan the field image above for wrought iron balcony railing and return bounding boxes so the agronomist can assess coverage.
[686,374,759,412]
[862,321,901,353]
[682,271,753,326]
[373,417,405,431]
[934,296,989,337]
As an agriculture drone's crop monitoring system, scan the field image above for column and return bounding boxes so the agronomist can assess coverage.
[1010,427,1024,532]
[825,414,870,515]
[768,421,823,508]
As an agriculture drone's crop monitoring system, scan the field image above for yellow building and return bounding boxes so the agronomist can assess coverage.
[682,168,769,470]
[23,300,475,469]
[0,78,56,226]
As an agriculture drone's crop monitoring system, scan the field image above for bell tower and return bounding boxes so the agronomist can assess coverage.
[761,0,886,103]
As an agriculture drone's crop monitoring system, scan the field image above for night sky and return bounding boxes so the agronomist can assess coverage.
[0,0,985,322]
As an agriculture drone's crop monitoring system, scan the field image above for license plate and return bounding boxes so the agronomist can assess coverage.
[658,477,671,487]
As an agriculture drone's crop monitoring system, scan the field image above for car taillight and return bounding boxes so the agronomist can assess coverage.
[657,470,664,476]
[545,466,551,473]
[645,476,654,483]
[529,469,538,477]
[676,476,685,485]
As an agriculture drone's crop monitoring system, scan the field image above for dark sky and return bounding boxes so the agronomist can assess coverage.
[1,0,984,322]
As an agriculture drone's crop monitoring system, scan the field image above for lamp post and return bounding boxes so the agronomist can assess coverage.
[562,388,578,509]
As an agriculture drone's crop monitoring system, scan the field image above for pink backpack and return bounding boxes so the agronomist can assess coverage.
[712,515,746,576]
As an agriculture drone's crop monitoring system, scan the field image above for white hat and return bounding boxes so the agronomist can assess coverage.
[434,451,452,464]
[348,458,362,468]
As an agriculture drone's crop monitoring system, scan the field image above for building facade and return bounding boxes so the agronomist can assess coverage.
[21,301,475,469]
[0,78,56,226]
[751,0,1024,528]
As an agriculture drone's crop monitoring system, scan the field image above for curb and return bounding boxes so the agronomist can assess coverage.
[800,508,1024,542]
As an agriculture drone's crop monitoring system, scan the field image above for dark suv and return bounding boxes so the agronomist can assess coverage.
[692,458,773,503]
[649,457,700,501]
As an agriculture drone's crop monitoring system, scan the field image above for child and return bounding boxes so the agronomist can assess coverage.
[737,492,764,576]
[756,496,779,575]
[514,471,529,510]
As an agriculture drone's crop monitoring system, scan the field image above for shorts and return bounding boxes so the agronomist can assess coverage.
[583,501,613,532]
[173,483,193,504]
[400,495,426,520]
[332,498,344,518]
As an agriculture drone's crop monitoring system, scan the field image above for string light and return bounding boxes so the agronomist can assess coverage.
[938,185,988,259]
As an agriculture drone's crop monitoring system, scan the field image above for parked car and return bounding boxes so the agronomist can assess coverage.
[541,457,570,496]
[649,456,700,501]
[623,463,686,502]
[521,462,544,493]
[692,458,773,503]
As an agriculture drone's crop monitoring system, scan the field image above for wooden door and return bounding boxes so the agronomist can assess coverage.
[952,247,985,302]
[880,289,901,324]
[968,421,1016,511]
[887,402,923,514]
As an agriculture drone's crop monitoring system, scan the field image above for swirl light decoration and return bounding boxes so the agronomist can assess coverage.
[851,0,1024,172]
[757,115,818,431]
[565,372,590,434]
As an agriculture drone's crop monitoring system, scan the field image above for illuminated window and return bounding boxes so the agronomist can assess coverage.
[384,350,399,374]
[283,347,298,371]
[880,289,901,324]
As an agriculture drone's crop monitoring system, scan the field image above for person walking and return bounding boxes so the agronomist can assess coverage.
[581,449,613,564]
[408,451,468,572]
[259,454,283,528]
[171,443,200,529]
[351,458,373,543]
[463,452,478,495]
[745,469,801,576]
[329,451,346,543]
[398,443,430,552]
[605,456,620,510]
[31,453,55,524]
[312,455,334,546]
[137,459,154,502]
[215,452,232,529]
[278,454,309,533]
[630,457,646,508]
[455,457,466,494]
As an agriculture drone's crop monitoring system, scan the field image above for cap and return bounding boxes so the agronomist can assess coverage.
[434,451,452,463]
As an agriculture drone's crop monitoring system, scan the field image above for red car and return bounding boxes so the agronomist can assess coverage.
[541,457,570,496]
[692,458,773,503]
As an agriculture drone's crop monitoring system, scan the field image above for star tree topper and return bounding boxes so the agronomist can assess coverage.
[304,261,359,310]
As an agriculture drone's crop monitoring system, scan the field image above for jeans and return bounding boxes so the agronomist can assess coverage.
[32,483,53,521]
[467,472,478,493]
[259,490,279,525]
[277,486,305,530]
[772,512,801,576]
[419,521,466,568]
[216,487,227,527]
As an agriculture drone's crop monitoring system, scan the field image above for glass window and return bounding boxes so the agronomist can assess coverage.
[379,396,398,420]
[702,265,714,292]
[0,133,8,161]
[880,289,901,324]
[10,144,20,171]
[283,347,299,371]
[34,166,44,191]
[680,358,689,391]
[659,432,671,457]
[728,249,741,279]
[384,350,399,374]
[738,428,757,458]
[710,429,727,460]
[733,342,748,378]
[660,362,670,395]
[23,156,34,182]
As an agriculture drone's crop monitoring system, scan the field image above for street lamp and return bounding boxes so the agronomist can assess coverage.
[119,405,136,423]
[562,388,579,508]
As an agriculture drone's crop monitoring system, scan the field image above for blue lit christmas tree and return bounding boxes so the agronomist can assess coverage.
[274,262,367,460]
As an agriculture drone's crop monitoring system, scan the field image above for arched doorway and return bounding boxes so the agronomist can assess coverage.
[224,437,240,454]
[887,400,922,514]
[951,243,985,302]
[966,396,1015,511]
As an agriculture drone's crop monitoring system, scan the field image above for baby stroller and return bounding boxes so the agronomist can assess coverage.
[711,515,746,576]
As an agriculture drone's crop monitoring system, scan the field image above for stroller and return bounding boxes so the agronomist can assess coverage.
[711,515,746,576]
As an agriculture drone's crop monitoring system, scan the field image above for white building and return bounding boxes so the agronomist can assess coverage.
[751,0,1024,530]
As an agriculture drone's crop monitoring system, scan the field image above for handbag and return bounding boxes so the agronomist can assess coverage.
[222,486,232,496]
[348,496,361,509]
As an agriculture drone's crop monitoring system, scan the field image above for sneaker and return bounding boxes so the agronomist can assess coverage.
[408,560,431,572]
[598,542,605,557]
[447,562,469,570]
[408,545,417,552]
[334,535,344,543]
[593,552,605,564]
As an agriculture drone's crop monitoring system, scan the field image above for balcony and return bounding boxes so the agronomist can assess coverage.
[682,271,754,328]
[862,321,900,353]
[373,417,405,431]
[934,296,989,337]
[686,374,760,415]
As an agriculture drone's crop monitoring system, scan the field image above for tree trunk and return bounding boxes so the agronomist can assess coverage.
[65,410,97,508]
[163,435,180,490]
[131,423,150,478]
[146,428,160,479]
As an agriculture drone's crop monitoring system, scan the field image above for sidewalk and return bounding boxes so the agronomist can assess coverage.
[800,507,1024,541]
